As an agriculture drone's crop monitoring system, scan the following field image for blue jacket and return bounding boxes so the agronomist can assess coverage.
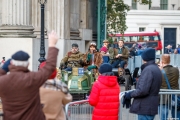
[177,48,180,54]
[164,48,173,54]
[130,60,162,115]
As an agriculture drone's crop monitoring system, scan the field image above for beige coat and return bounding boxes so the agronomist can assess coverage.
[40,80,72,120]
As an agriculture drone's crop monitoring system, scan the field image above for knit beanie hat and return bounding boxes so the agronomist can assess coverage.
[12,51,30,61]
[72,43,78,48]
[99,63,112,74]
[39,62,57,79]
[141,48,155,61]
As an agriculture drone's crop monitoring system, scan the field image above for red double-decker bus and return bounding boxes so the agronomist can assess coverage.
[109,31,162,52]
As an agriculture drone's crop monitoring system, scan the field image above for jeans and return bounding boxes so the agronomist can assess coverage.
[102,56,109,63]
[111,59,126,68]
[159,105,180,120]
[64,67,72,71]
[138,114,155,120]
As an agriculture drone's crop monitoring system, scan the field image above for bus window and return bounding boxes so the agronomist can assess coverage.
[153,36,159,40]
[114,38,118,42]
[139,36,144,42]
[108,31,162,51]
[123,37,130,42]
[130,36,138,42]
[149,36,154,41]
[144,36,149,41]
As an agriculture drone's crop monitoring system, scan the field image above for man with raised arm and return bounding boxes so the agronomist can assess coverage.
[0,31,59,120]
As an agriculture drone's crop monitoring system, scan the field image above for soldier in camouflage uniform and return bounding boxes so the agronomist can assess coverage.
[60,43,84,71]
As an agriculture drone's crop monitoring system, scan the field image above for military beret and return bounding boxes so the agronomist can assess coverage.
[103,40,109,43]
[12,50,30,61]
[72,43,78,48]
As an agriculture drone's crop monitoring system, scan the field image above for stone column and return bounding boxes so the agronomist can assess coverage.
[45,0,70,39]
[70,0,80,31]
[150,0,160,10]
[80,0,88,29]
[32,0,41,38]
[0,0,36,38]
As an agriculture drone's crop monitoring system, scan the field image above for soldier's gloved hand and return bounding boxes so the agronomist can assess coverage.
[87,65,97,71]
[60,62,65,69]
[2,59,11,72]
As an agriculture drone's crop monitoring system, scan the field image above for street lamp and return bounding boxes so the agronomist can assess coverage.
[38,0,47,63]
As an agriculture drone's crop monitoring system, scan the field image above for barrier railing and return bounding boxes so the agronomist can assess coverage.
[65,100,93,120]
[120,89,180,120]
[65,89,180,120]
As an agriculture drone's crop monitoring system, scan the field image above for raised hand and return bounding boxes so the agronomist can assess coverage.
[48,30,58,47]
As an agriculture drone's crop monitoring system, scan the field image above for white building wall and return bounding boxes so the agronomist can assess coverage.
[124,0,180,52]
[126,10,180,51]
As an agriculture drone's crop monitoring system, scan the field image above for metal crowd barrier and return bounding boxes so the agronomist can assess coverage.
[65,89,180,120]
[120,89,180,120]
[65,100,93,120]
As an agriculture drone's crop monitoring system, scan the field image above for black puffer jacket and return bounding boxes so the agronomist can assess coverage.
[130,60,162,115]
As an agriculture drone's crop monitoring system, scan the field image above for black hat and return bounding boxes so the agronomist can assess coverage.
[12,50,30,61]
[72,43,78,48]
[141,48,155,61]
[99,63,112,74]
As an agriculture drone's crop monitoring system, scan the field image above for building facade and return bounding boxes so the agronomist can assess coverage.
[0,0,97,71]
[124,0,180,52]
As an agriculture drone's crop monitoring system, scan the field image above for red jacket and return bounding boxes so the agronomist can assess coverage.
[89,75,120,120]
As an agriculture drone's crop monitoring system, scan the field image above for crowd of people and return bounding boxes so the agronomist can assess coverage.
[59,39,129,78]
[0,30,180,120]
[89,49,180,120]
[0,31,72,120]
[164,44,180,54]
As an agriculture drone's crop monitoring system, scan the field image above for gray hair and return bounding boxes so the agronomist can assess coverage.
[11,59,29,67]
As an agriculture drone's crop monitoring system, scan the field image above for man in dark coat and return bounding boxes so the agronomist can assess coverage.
[0,31,59,120]
[124,48,162,120]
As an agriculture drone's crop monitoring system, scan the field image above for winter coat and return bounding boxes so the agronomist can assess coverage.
[161,65,179,89]
[0,47,58,120]
[83,51,103,69]
[89,75,120,120]
[161,65,179,105]
[109,46,129,62]
[40,79,72,120]
[60,51,84,68]
[130,60,162,115]
[164,48,173,54]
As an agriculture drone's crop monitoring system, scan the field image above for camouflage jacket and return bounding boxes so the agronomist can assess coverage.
[109,46,129,62]
[60,51,84,68]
